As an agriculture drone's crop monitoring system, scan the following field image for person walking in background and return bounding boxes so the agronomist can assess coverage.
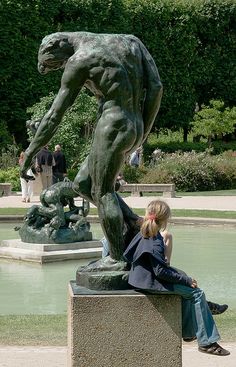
[151,147,162,165]
[19,152,35,202]
[36,145,55,189]
[52,144,67,184]
[129,147,142,167]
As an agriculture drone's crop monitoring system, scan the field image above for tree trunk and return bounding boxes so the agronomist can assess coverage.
[183,128,188,142]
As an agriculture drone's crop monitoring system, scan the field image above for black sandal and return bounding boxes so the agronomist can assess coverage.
[207,301,228,315]
[199,342,230,356]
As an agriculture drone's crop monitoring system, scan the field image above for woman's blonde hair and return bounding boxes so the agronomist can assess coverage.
[140,200,171,238]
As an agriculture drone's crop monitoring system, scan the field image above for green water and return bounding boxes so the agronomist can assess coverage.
[0,223,235,315]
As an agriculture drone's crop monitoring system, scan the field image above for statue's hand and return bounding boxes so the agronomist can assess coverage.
[26,119,41,136]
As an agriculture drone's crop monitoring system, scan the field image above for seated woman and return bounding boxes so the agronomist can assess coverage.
[123,199,230,356]
[161,230,228,316]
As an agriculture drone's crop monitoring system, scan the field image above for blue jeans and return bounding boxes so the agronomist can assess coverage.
[166,284,220,347]
[101,237,110,258]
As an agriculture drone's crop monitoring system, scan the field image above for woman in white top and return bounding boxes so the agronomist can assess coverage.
[19,151,35,202]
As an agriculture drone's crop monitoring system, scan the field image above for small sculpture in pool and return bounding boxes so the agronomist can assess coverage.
[18,180,92,244]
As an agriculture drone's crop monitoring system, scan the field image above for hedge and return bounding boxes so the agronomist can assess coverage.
[1,0,236,146]
[143,140,236,162]
[137,151,236,191]
[0,167,21,191]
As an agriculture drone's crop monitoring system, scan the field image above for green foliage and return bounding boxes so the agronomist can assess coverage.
[144,131,236,161]
[141,151,236,191]
[67,168,78,181]
[0,0,61,144]
[1,0,236,145]
[0,167,21,191]
[27,89,97,167]
[0,145,19,170]
[122,164,147,183]
[191,100,236,144]
[0,121,13,151]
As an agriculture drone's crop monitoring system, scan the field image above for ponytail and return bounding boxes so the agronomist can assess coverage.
[140,200,171,238]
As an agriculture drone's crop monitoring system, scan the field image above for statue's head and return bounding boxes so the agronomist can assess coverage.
[38,33,73,74]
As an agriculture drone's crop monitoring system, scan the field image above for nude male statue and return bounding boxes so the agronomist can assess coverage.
[21,32,163,261]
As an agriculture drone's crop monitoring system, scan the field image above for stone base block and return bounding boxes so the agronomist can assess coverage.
[0,182,12,196]
[68,282,182,367]
[0,239,102,263]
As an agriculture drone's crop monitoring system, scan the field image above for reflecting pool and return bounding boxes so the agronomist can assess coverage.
[0,222,235,314]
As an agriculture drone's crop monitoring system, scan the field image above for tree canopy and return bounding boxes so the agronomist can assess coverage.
[1,0,236,146]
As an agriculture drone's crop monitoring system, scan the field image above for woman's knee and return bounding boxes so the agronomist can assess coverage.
[192,287,205,301]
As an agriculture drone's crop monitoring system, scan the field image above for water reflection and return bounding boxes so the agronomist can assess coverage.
[0,223,235,314]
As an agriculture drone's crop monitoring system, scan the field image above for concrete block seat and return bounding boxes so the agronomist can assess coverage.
[68,282,182,367]
[0,182,12,196]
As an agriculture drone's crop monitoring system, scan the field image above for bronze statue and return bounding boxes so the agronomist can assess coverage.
[21,32,162,263]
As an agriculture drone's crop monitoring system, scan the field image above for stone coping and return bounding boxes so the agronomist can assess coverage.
[1,239,102,251]
[70,282,183,297]
[1,214,236,227]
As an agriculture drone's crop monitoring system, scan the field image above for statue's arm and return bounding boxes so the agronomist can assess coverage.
[21,62,87,174]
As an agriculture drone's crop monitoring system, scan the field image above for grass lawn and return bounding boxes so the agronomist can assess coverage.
[0,208,27,215]
[0,315,67,346]
[0,311,235,345]
[178,189,236,196]
[1,207,236,219]
[120,189,236,197]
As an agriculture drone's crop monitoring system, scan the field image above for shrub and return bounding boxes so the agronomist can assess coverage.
[0,167,21,191]
[0,145,19,170]
[122,164,147,183]
[211,152,236,189]
[144,132,236,162]
[67,169,78,182]
[141,151,236,191]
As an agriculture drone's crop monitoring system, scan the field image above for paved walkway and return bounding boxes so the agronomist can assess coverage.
[1,192,236,211]
[0,343,235,367]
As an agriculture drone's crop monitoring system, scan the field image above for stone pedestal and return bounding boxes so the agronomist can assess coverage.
[68,282,182,367]
[0,239,102,263]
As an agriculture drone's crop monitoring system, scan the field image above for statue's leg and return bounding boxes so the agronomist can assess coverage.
[115,193,142,247]
[73,156,94,204]
[88,106,142,261]
[116,193,140,224]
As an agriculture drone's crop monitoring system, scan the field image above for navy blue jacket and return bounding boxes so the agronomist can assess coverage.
[123,232,192,291]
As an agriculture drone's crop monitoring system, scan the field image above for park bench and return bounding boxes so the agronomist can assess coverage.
[119,183,175,198]
[0,183,12,196]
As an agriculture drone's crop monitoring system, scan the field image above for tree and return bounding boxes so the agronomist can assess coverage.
[190,100,236,147]
[27,89,97,167]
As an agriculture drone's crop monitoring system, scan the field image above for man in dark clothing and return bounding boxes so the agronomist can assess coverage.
[36,145,55,189]
[52,144,67,184]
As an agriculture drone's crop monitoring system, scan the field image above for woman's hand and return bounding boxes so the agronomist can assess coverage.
[191,278,198,288]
